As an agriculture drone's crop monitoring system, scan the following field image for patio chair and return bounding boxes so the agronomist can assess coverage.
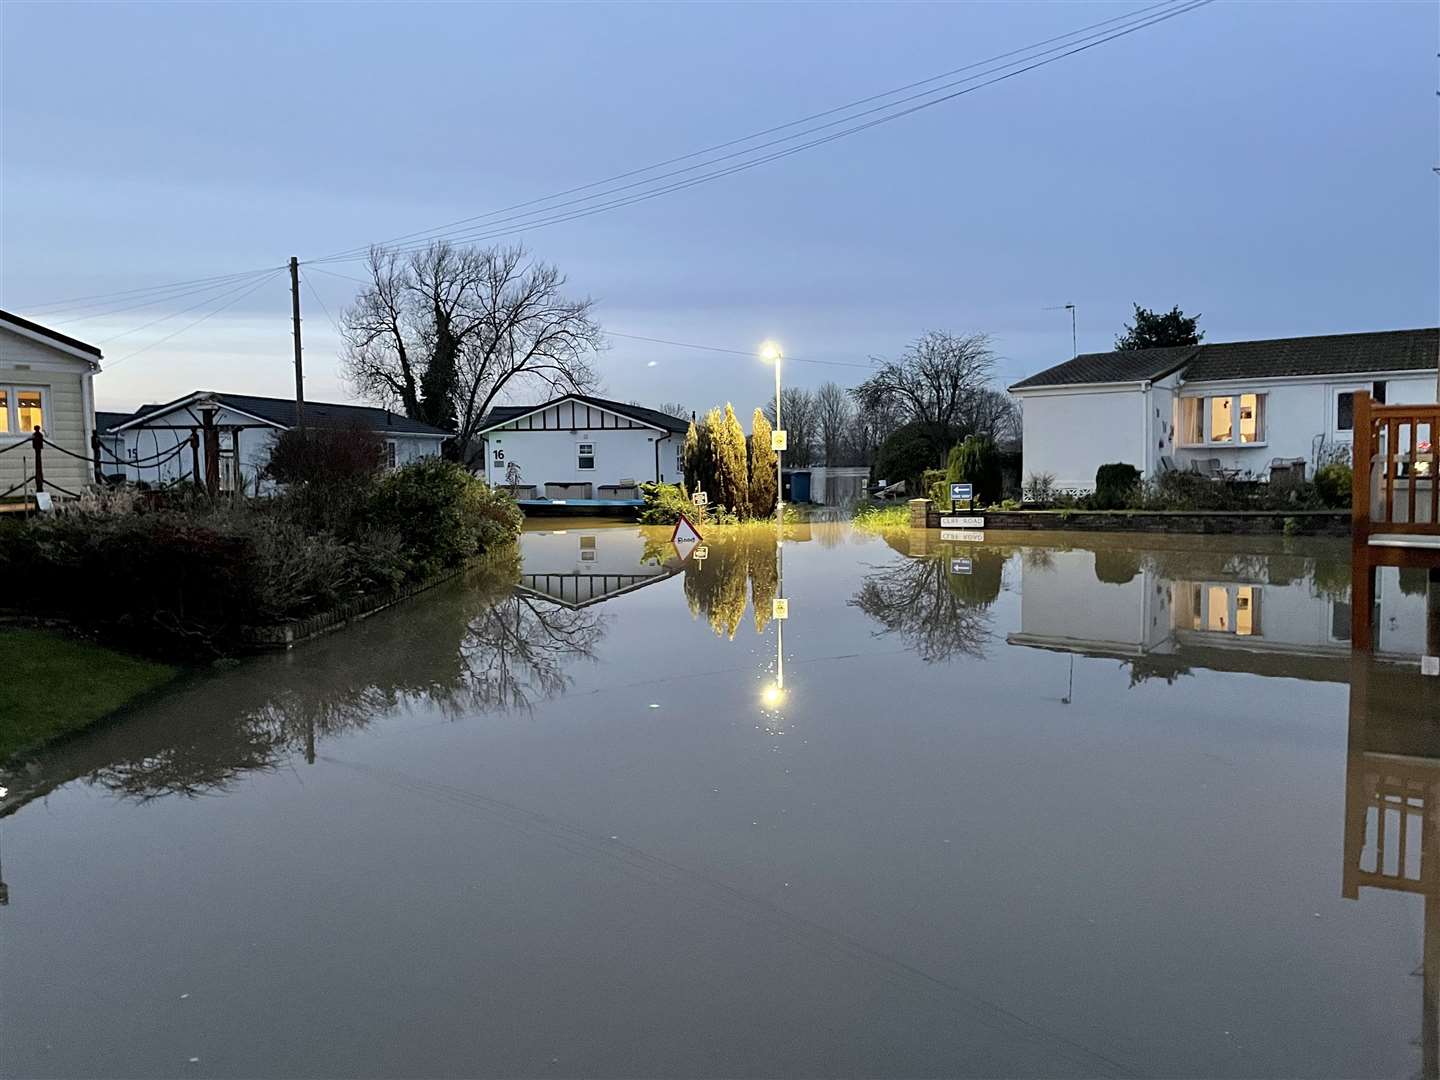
[1190,458,1223,479]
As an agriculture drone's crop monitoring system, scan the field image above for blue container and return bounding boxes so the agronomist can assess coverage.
[790,471,812,504]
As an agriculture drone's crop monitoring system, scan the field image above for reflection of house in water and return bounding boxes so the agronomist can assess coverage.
[516,527,684,609]
[1009,543,1432,676]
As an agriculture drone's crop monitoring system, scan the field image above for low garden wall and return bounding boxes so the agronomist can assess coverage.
[907,500,1350,536]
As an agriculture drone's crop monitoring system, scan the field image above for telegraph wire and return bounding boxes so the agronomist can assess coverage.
[314,0,1184,263]
[106,269,285,370]
[18,265,284,316]
[300,270,342,336]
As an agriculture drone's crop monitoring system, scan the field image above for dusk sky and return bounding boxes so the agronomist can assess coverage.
[2,0,1435,416]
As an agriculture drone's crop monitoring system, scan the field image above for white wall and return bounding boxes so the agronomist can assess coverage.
[1017,386,1147,494]
[483,426,680,491]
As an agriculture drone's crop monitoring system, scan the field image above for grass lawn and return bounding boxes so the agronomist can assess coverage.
[0,629,179,761]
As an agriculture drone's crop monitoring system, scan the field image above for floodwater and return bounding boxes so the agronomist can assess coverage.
[3,520,1439,1078]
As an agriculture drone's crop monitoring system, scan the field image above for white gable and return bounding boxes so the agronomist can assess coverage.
[485,398,663,434]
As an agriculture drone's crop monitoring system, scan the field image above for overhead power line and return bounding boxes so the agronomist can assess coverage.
[17,265,284,317]
[106,269,285,370]
[311,0,1211,263]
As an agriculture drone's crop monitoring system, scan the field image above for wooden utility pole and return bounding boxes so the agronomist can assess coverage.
[289,256,305,428]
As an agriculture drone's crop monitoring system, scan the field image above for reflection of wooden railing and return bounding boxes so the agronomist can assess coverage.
[1352,391,1439,542]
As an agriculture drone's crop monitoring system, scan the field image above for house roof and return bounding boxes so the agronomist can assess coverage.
[1,309,104,361]
[1010,327,1439,391]
[95,410,134,433]
[109,391,448,436]
[478,394,691,435]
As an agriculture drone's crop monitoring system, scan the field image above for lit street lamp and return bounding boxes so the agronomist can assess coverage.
[759,341,787,712]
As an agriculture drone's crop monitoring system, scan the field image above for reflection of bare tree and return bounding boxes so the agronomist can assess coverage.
[8,556,607,808]
[850,553,1002,661]
[460,596,602,710]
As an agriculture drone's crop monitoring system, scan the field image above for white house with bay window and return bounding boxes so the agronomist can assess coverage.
[0,309,102,499]
[1010,327,1438,495]
[475,394,691,502]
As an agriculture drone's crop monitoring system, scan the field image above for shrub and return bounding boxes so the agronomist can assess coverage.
[264,425,384,486]
[638,482,738,526]
[923,468,948,505]
[1023,471,1057,504]
[947,436,1003,505]
[1093,463,1142,510]
[370,458,520,576]
[1315,461,1352,508]
[874,422,945,495]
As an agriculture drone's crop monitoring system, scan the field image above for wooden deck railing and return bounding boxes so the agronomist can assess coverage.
[1352,391,1439,542]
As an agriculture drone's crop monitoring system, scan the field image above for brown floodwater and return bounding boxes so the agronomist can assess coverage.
[3,520,1439,1078]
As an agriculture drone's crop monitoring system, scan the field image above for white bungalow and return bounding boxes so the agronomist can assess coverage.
[0,310,103,499]
[1010,327,1438,495]
[475,394,690,503]
[100,391,447,493]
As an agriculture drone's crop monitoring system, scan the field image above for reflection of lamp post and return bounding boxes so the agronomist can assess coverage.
[761,341,787,712]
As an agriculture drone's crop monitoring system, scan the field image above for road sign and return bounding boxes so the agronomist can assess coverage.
[950,482,972,503]
[771,429,788,451]
[772,598,789,620]
[940,516,985,529]
[691,490,709,507]
[692,545,709,562]
[950,558,973,575]
[672,513,703,561]
[940,529,985,542]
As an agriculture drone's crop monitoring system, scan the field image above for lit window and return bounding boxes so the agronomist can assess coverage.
[1235,586,1259,636]
[1209,397,1233,443]
[17,390,42,432]
[1184,582,1264,638]
[1178,394,1266,445]
[1180,398,1203,445]
[577,442,595,470]
[1207,585,1230,631]
[0,390,7,434]
[1239,394,1263,444]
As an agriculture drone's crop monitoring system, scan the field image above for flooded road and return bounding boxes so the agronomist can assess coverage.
[4,521,1439,1078]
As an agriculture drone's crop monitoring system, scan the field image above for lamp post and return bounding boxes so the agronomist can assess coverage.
[760,341,786,709]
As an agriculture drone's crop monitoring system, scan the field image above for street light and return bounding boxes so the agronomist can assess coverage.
[760,341,787,717]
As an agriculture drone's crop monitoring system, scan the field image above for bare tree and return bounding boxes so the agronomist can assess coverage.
[814,381,853,466]
[960,389,1021,449]
[342,241,604,464]
[763,386,818,466]
[849,391,905,467]
[646,401,691,420]
[852,331,995,451]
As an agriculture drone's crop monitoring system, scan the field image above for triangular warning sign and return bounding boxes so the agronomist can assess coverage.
[672,512,703,561]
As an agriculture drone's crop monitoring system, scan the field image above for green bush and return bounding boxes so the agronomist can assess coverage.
[947,436,1002,505]
[638,482,738,525]
[874,422,945,495]
[1093,463,1142,510]
[370,458,521,577]
[923,468,948,506]
[1315,462,1352,508]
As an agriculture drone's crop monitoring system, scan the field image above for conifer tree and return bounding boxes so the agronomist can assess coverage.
[717,403,750,515]
[748,408,778,518]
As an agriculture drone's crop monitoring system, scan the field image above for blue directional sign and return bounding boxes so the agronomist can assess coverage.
[950,482,973,503]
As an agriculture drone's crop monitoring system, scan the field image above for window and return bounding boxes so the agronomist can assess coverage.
[1177,394,1266,446]
[1337,392,1355,432]
[385,440,398,469]
[577,442,595,470]
[579,535,597,562]
[1210,397,1233,443]
[1372,380,1387,404]
[0,386,43,436]
[1181,582,1263,637]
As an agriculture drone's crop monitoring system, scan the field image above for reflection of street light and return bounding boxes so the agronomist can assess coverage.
[761,682,786,710]
[760,341,783,520]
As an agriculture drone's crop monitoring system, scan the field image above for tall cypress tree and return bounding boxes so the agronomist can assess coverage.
[748,408,777,518]
[682,419,701,493]
[718,403,750,515]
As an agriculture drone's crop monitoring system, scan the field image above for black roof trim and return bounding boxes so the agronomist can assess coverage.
[1,309,103,359]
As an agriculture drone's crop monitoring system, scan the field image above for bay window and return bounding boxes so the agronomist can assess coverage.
[1177,393,1265,446]
[1182,583,1262,637]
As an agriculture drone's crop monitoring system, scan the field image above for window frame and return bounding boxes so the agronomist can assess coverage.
[576,441,596,470]
[1175,392,1268,448]
[0,385,45,440]
[385,440,398,470]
